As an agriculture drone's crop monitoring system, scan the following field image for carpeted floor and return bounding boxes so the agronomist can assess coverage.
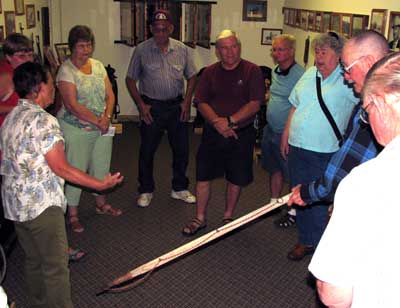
[2,122,324,308]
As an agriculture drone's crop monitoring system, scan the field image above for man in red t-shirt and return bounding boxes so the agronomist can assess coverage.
[182,29,265,235]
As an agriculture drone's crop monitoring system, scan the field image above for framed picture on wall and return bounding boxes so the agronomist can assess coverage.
[331,13,341,33]
[341,14,352,38]
[26,4,36,29]
[315,12,323,32]
[0,0,2,14]
[54,43,71,64]
[295,9,301,28]
[261,28,282,45]
[242,0,267,22]
[14,0,24,15]
[307,11,316,31]
[300,10,308,30]
[4,11,16,36]
[322,12,332,32]
[283,7,289,25]
[370,9,387,35]
[0,26,4,43]
[388,11,400,50]
[352,14,369,37]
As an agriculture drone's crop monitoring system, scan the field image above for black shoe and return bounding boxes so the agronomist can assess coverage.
[274,213,296,228]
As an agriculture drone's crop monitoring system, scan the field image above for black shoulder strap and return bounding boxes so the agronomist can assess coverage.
[316,73,343,147]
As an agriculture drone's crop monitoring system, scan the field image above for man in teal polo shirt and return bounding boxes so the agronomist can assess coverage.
[261,34,304,228]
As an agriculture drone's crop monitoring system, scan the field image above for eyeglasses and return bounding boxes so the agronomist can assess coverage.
[360,101,373,124]
[272,47,289,52]
[342,56,365,74]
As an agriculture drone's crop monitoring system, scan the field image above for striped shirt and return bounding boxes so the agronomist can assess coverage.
[126,38,197,101]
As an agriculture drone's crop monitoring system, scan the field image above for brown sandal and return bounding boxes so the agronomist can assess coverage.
[69,216,84,233]
[95,204,122,216]
[222,217,234,225]
[182,218,206,236]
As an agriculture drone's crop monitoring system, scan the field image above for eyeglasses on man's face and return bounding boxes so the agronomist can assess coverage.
[360,101,374,124]
[342,56,366,74]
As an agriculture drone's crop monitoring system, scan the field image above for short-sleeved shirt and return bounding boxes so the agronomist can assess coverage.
[309,135,400,308]
[195,60,265,127]
[0,99,66,222]
[126,37,197,100]
[56,58,107,130]
[266,63,305,133]
[289,65,358,153]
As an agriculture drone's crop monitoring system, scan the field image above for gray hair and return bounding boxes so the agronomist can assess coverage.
[215,29,241,47]
[312,31,346,56]
[273,34,296,49]
[363,51,400,102]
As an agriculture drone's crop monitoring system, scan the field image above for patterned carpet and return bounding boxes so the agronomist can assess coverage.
[2,122,324,308]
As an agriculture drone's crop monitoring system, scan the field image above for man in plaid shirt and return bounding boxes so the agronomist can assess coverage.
[288,30,388,207]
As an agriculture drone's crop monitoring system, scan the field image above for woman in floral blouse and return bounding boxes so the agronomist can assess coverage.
[0,62,123,307]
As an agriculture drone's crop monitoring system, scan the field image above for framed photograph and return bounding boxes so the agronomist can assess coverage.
[184,3,196,48]
[54,43,71,64]
[0,0,2,14]
[242,0,267,22]
[261,28,282,45]
[341,14,352,38]
[295,9,301,28]
[26,4,36,29]
[14,0,24,15]
[370,9,387,35]
[307,11,316,31]
[4,11,16,37]
[322,12,332,33]
[0,26,4,43]
[388,11,400,50]
[289,8,295,26]
[331,13,341,33]
[283,7,289,25]
[315,12,323,32]
[197,3,211,49]
[352,15,369,37]
[300,10,308,30]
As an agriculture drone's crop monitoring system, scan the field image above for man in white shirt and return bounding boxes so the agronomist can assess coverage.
[309,51,400,308]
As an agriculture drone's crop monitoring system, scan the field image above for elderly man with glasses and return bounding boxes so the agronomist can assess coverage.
[309,50,400,308]
[260,34,305,228]
[288,30,389,232]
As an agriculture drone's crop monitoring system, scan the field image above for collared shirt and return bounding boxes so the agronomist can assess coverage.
[266,63,304,133]
[289,64,358,153]
[309,135,400,308]
[126,37,197,101]
[56,58,107,130]
[300,105,382,204]
[0,99,66,222]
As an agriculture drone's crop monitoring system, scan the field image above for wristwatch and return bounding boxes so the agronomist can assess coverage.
[226,116,235,128]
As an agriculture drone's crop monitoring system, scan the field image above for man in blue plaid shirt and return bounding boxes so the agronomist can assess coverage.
[288,30,389,207]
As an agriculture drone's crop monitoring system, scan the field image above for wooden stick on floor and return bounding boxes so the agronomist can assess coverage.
[98,194,291,295]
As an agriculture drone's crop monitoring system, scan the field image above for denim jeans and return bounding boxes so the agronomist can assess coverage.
[138,99,189,193]
[288,145,334,247]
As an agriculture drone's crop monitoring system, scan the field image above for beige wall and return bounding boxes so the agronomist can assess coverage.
[283,0,400,69]
[48,0,399,116]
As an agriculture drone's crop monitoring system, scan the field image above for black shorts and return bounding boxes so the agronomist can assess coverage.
[196,124,256,186]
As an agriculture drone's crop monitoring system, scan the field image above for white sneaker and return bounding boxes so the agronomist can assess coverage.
[171,190,196,204]
[137,193,153,207]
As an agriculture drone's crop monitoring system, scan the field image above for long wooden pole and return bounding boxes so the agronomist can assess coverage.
[98,194,290,295]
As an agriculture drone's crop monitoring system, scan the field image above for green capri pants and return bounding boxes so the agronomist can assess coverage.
[59,119,113,206]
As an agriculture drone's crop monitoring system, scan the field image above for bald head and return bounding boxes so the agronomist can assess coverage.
[341,30,390,94]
